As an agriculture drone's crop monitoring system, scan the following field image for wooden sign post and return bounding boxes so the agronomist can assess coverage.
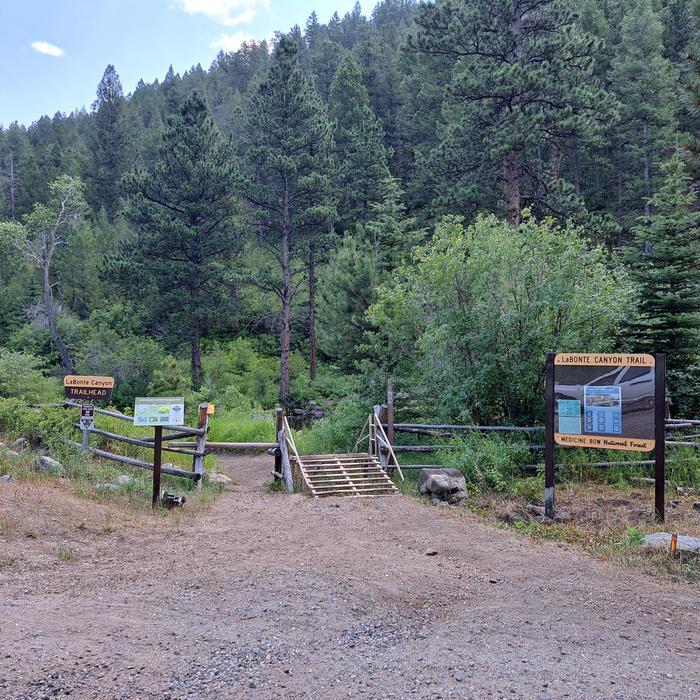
[133,397,185,508]
[545,352,665,522]
[152,426,163,508]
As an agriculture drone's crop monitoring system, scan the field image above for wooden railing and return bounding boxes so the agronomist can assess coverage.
[354,409,404,482]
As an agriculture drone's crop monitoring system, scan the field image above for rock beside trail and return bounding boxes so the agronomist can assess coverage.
[36,456,65,476]
[643,532,700,553]
[115,475,135,487]
[208,472,232,484]
[0,474,14,482]
[96,483,119,492]
[9,437,27,451]
[419,468,467,502]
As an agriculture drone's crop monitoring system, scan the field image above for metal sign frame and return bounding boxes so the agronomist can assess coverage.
[545,352,666,522]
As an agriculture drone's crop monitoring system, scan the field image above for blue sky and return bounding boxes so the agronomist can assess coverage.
[0,0,376,127]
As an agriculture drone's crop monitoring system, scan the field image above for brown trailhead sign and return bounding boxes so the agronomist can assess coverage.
[553,353,656,452]
[64,375,114,400]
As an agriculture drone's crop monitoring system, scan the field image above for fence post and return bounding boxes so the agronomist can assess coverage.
[152,426,163,508]
[193,402,209,491]
[387,378,394,447]
[274,408,284,482]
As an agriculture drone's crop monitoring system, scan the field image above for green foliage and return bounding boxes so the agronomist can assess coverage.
[0,349,59,402]
[295,394,369,454]
[440,434,530,492]
[412,0,615,219]
[627,151,700,413]
[366,214,638,423]
[115,90,242,390]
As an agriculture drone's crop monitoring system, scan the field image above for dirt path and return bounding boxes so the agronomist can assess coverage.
[1,454,699,699]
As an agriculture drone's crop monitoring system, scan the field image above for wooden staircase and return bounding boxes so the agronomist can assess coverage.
[294,453,399,498]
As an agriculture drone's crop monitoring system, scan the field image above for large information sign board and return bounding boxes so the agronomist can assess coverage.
[553,353,656,452]
[545,352,666,522]
[133,397,185,427]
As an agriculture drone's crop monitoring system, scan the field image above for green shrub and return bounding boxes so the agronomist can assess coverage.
[0,349,60,403]
[440,433,530,492]
[295,394,369,454]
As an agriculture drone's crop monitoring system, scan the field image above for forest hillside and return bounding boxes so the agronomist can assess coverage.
[1,0,700,427]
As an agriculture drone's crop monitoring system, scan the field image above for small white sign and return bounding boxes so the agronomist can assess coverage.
[133,397,185,427]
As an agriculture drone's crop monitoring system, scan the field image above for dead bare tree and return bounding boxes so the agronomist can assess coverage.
[0,175,85,373]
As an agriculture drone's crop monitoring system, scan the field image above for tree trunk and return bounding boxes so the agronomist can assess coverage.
[308,240,317,381]
[191,323,202,391]
[643,122,651,218]
[503,150,521,226]
[42,263,74,374]
[279,181,292,405]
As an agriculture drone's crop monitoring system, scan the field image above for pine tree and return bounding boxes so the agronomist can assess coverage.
[628,151,700,412]
[115,91,242,389]
[328,53,390,231]
[90,65,130,221]
[610,0,677,225]
[319,177,421,369]
[410,0,614,224]
[243,37,335,400]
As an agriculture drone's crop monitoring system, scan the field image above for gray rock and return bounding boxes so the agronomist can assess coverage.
[0,474,14,482]
[677,486,698,496]
[9,437,26,450]
[418,468,467,501]
[527,504,545,516]
[207,472,232,484]
[96,483,119,491]
[555,511,573,523]
[114,474,135,487]
[692,502,700,512]
[36,456,65,476]
[643,532,700,553]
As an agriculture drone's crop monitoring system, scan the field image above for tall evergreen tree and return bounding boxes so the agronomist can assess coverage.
[609,0,677,224]
[243,37,334,400]
[411,0,614,224]
[328,53,391,231]
[114,91,241,389]
[628,151,700,412]
[90,65,130,221]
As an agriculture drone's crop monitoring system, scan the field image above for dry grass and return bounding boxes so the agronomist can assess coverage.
[464,481,700,582]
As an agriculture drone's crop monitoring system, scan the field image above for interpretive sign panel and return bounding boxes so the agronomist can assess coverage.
[553,353,655,452]
[133,397,185,427]
[544,352,666,522]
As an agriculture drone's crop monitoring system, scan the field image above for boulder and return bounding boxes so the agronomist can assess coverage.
[419,468,467,502]
[207,472,232,484]
[36,456,65,477]
[9,437,26,451]
[114,474,135,487]
[96,483,119,492]
[693,502,700,513]
[643,532,700,554]
[0,474,14,482]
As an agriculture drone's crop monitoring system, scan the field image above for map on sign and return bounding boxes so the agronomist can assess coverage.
[133,397,185,427]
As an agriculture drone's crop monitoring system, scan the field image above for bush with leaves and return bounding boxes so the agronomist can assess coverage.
[365,213,638,424]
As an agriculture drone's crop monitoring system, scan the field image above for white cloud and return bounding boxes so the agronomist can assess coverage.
[211,31,256,51]
[177,0,268,27]
[31,40,64,57]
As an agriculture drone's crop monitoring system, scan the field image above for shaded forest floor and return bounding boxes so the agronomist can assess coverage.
[1,454,699,699]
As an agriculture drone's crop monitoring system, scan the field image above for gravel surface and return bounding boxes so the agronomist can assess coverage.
[1,454,699,699]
